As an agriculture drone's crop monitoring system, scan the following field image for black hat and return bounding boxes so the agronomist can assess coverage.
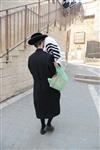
[28,32,48,45]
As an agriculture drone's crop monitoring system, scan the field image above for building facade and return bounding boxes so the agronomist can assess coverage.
[66,0,100,62]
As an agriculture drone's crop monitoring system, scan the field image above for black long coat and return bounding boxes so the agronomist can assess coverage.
[28,48,60,119]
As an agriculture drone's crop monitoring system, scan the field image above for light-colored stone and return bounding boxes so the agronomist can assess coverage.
[0,25,67,102]
[66,0,100,62]
[0,42,34,102]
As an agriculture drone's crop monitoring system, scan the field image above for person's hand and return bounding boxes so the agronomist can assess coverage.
[54,62,60,68]
[54,62,61,67]
[54,62,59,68]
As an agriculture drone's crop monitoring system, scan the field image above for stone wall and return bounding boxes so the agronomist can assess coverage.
[67,16,95,60]
[0,44,34,102]
[66,0,100,61]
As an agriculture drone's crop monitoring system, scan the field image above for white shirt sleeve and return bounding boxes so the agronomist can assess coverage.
[44,37,61,60]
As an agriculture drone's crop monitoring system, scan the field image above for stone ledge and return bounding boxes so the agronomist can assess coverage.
[74,74,100,84]
[0,85,33,103]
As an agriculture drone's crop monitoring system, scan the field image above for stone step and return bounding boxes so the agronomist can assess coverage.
[0,57,12,69]
[9,50,19,57]
[74,74,100,84]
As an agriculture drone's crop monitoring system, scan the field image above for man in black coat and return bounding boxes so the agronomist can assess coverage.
[28,33,61,135]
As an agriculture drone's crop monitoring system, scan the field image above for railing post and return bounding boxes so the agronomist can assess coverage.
[0,17,2,54]
[38,0,40,32]
[24,5,27,49]
[54,0,57,26]
[5,10,9,63]
[52,0,55,4]
[64,15,67,31]
[47,0,50,33]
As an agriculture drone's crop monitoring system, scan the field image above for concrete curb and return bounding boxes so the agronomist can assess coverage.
[74,74,100,84]
[0,88,33,110]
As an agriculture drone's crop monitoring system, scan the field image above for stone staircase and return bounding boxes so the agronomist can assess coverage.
[0,25,66,102]
[0,43,33,102]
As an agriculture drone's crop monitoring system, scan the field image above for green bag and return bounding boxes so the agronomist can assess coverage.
[48,66,68,91]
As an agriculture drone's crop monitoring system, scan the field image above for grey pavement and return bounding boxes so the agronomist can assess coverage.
[68,61,100,83]
[74,74,100,84]
[0,63,100,150]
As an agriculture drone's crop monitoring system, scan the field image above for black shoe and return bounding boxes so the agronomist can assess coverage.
[40,127,47,135]
[46,125,54,132]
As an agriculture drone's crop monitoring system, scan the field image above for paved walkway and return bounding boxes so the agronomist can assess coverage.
[0,63,99,150]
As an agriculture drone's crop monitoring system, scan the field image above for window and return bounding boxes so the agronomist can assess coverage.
[74,32,85,44]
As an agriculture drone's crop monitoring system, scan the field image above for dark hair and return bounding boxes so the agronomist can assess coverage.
[34,39,44,48]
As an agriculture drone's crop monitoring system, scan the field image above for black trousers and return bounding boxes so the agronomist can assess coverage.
[40,118,53,129]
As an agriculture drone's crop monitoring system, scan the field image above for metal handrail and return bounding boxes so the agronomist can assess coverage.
[28,8,60,18]
[0,2,38,12]
[27,8,41,17]
[0,0,49,12]
[0,0,83,62]
[0,0,60,61]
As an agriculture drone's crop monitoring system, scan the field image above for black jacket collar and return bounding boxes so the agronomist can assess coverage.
[36,48,43,52]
